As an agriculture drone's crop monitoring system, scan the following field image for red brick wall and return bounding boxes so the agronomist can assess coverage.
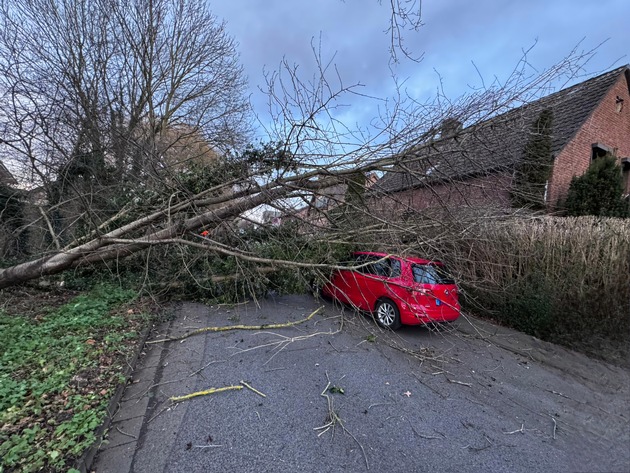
[549,73,630,206]
[370,173,513,215]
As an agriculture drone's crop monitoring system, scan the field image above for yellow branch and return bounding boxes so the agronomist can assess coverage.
[148,306,324,344]
[170,385,242,402]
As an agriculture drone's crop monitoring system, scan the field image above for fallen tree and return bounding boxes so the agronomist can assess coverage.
[0,172,336,288]
[0,0,599,292]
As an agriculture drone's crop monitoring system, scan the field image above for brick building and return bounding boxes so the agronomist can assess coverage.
[371,65,630,214]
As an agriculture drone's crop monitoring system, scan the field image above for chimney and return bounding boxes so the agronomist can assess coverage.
[439,118,462,138]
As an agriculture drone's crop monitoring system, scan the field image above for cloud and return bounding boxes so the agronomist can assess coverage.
[210,0,630,140]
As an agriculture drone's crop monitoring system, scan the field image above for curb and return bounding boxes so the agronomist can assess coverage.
[74,324,153,473]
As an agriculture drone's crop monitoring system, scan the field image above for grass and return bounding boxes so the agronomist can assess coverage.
[0,285,148,473]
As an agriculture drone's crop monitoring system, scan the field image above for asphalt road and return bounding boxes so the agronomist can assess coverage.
[94,294,630,473]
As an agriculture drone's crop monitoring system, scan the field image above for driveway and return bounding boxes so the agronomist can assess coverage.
[93,294,630,473]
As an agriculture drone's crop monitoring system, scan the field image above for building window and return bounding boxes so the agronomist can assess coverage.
[616,96,624,113]
[622,158,630,195]
[591,143,612,161]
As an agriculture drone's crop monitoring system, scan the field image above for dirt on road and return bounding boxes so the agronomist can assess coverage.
[94,294,630,473]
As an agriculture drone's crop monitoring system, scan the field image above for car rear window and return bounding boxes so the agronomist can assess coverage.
[412,264,455,285]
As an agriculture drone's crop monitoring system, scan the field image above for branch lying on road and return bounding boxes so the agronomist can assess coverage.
[170,385,243,402]
[169,380,269,403]
[147,306,324,344]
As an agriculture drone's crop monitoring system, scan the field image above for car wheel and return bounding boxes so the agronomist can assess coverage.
[375,299,401,330]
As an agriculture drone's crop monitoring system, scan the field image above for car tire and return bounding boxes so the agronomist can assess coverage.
[375,298,401,330]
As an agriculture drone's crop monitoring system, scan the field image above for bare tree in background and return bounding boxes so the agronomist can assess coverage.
[0,0,250,247]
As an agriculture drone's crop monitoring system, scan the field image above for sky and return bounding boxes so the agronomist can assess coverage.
[210,0,629,141]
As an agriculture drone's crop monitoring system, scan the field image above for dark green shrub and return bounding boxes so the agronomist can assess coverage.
[565,155,629,217]
[499,275,555,338]
[511,109,554,210]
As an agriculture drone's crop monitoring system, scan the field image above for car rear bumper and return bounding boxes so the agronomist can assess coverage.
[399,301,460,325]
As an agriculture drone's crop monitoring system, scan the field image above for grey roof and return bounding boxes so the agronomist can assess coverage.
[373,65,630,194]
[0,162,17,186]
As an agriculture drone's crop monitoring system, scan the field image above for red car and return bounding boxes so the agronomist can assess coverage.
[321,252,460,329]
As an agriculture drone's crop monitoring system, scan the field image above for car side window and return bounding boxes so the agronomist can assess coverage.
[353,255,384,275]
[353,254,371,273]
[374,258,401,278]
[356,255,401,278]
[390,259,402,278]
[371,258,388,277]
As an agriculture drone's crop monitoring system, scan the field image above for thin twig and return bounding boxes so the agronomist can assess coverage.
[116,426,138,440]
[327,340,341,352]
[315,372,369,469]
[367,402,392,410]
[417,433,444,440]
[241,380,267,398]
[503,423,525,435]
[147,404,173,424]
[230,325,342,366]
[134,378,188,401]
[463,436,492,452]
[546,389,570,399]
[446,378,472,388]
[411,372,447,399]
[465,397,485,407]
[189,359,227,378]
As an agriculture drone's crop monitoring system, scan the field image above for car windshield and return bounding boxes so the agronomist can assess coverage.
[412,264,455,285]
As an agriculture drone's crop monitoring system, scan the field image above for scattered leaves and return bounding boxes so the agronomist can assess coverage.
[0,285,149,473]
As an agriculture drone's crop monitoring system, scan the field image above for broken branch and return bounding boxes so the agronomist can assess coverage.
[170,385,243,402]
[148,306,323,344]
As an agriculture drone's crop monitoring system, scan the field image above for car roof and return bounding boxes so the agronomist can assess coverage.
[352,251,438,265]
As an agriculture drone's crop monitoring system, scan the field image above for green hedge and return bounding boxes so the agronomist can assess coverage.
[454,216,630,362]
